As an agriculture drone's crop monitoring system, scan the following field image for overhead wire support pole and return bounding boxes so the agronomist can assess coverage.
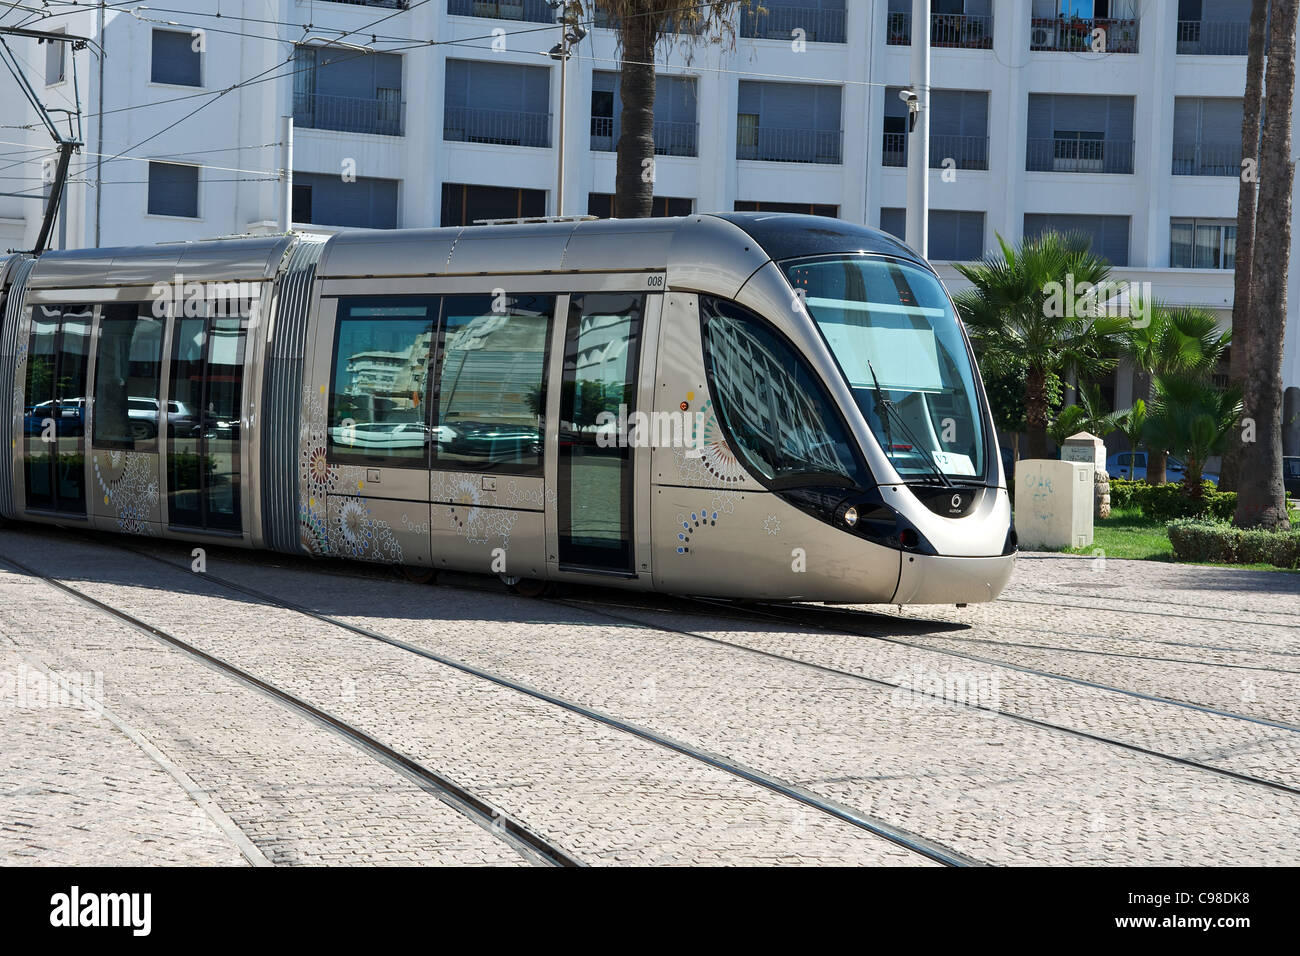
[904,0,930,259]
[548,1,586,218]
[0,24,93,255]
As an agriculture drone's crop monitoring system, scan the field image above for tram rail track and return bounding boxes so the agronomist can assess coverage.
[0,550,581,868]
[118,535,1300,800]
[543,594,1300,797]
[87,539,978,867]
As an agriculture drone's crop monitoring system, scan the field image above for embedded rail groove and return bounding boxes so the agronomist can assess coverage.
[0,550,581,868]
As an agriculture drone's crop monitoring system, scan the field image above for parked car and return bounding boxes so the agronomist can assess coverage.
[1105,451,1218,486]
[23,397,86,436]
[1285,456,1300,498]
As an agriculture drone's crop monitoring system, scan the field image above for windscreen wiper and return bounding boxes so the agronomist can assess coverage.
[866,361,954,489]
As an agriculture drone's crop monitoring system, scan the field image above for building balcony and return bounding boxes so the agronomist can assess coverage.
[1030,17,1139,54]
[444,106,551,147]
[1172,144,1243,177]
[881,132,989,170]
[886,12,993,50]
[1026,136,1134,174]
[737,126,843,164]
[590,117,698,157]
[740,4,847,44]
[293,91,404,137]
[447,0,554,22]
[1176,19,1249,56]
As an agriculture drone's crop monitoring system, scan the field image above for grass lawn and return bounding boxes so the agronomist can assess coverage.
[1046,506,1300,572]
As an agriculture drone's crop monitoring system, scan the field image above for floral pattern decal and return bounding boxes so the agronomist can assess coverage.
[93,451,159,535]
[298,383,408,563]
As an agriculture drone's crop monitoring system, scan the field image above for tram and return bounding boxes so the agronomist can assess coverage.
[0,213,1015,604]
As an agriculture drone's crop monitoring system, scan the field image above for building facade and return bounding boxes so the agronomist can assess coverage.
[0,0,1295,451]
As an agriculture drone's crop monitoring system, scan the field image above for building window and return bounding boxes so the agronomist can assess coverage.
[879,208,986,261]
[1170,219,1236,269]
[147,162,199,218]
[1023,213,1130,266]
[447,0,557,22]
[1172,97,1244,176]
[434,294,553,473]
[329,298,437,465]
[294,172,399,229]
[1026,94,1135,174]
[735,200,838,217]
[588,194,693,218]
[741,0,847,43]
[444,59,551,147]
[293,44,403,136]
[736,81,843,164]
[151,29,201,87]
[883,87,990,170]
[440,183,546,226]
[44,31,66,85]
[590,71,698,156]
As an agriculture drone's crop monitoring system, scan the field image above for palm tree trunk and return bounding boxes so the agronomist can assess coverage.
[1237,0,1298,530]
[1219,0,1269,493]
[615,10,657,218]
[1148,449,1168,485]
[1025,365,1049,458]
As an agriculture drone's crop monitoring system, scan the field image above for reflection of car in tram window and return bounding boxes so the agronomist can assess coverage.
[24,398,86,435]
[329,421,431,450]
[437,419,543,464]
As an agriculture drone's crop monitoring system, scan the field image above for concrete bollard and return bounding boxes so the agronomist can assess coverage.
[1014,459,1095,550]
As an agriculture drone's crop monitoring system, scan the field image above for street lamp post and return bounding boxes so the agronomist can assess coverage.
[549,1,587,217]
[905,0,931,258]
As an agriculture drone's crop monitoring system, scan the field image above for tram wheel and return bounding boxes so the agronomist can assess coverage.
[504,576,551,598]
[398,564,436,585]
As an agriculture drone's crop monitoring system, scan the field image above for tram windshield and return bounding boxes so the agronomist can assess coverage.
[785,256,986,482]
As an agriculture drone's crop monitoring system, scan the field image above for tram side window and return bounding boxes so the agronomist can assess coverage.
[92,304,164,450]
[329,299,437,463]
[432,294,553,473]
[701,296,868,488]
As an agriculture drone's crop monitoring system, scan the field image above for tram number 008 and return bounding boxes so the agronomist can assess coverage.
[646,274,665,288]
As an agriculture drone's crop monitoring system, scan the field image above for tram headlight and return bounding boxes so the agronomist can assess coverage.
[843,506,858,528]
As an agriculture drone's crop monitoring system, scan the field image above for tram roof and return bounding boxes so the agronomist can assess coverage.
[16,214,929,292]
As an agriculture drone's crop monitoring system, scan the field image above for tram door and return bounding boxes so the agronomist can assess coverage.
[166,315,246,532]
[24,304,91,515]
[557,293,644,573]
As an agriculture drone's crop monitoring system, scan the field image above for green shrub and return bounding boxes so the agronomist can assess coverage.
[1166,518,1300,569]
[1107,478,1235,521]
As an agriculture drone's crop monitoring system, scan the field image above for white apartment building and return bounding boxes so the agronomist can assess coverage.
[0,0,1296,453]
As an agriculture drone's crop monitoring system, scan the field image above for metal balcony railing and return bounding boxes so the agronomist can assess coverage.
[1026,136,1134,174]
[319,0,407,8]
[444,106,552,147]
[737,126,843,164]
[1172,143,1243,177]
[1176,19,1249,55]
[447,0,555,22]
[1030,17,1139,53]
[887,12,994,49]
[740,4,847,44]
[881,132,989,170]
[590,117,699,157]
[294,91,404,136]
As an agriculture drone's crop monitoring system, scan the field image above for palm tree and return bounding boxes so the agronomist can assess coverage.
[1121,302,1230,484]
[1047,383,1120,448]
[1237,0,1298,530]
[1116,399,1146,480]
[578,2,743,218]
[1149,376,1243,500]
[954,232,1129,460]
[1218,0,1270,493]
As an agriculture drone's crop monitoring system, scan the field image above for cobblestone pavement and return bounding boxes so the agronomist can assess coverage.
[2,524,1297,866]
